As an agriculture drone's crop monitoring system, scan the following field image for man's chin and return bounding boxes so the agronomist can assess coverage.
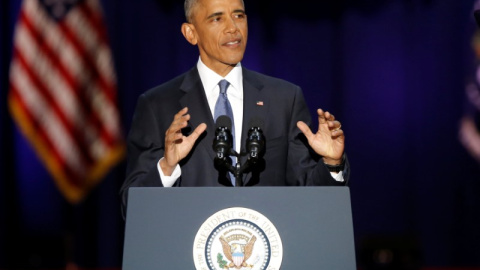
[224,56,244,66]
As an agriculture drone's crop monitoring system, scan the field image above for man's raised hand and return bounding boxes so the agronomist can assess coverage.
[297,108,345,165]
[160,107,207,175]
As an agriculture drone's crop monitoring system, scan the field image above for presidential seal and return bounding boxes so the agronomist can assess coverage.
[193,207,283,270]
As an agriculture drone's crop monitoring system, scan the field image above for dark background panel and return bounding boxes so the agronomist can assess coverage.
[1,0,479,268]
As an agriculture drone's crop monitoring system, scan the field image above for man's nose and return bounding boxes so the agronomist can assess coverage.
[225,17,239,33]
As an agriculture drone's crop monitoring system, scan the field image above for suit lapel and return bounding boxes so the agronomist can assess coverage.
[241,68,268,149]
[241,68,270,186]
[179,68,216,160]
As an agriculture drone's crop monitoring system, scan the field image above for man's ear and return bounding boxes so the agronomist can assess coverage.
[181,23,197,45]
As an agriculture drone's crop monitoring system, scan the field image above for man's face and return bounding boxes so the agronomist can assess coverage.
[184,0,248,76]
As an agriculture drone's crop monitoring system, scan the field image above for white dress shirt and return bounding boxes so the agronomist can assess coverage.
[197,58,244,150]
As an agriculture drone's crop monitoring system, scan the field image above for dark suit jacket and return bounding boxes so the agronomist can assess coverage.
[120,66,349,212]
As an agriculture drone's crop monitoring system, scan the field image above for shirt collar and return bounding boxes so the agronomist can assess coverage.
[196,57,243,96]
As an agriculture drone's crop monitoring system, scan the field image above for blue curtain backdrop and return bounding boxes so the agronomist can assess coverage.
[1,0,480,268]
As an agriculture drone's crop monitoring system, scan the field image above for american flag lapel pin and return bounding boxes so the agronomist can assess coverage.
[256,101,264,106]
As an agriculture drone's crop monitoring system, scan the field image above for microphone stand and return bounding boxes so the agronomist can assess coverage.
[233,161,243,187]
[214,151,244,186]
[224,149,260,187]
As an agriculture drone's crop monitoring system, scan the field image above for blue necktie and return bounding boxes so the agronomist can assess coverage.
[214,79,236,185]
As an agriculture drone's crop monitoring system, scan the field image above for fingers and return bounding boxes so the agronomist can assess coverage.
[317,108,344,137]
[317,109,327,124]
[188,123,207,141]
[164,107,207,168]
[318,108,335,123]
[330,120,341,130]
[328,120,344,138]
[301,109,345,159]
[165,107,190,144]
[297,121,314,139]
[331,127,344,138]
[166,107,207,145]
[172,107,190,131]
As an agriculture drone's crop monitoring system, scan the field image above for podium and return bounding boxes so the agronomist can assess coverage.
[123,187,356,269]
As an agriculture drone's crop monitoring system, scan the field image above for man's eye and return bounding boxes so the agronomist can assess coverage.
[235,14,245,19]
[212,17,221,22]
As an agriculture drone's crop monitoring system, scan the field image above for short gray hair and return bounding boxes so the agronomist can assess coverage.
[184,0,245,23]
[184,0,198,23]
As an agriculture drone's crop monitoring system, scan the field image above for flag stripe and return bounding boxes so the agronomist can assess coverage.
[59,8,116,101]
[21,1,94,127]
[21,2,116,154]
[78,0,117,94]
[57,11,118,146]
[16,15,79,125]
[12,38,95,169]
[11,51,90,177]
[82,0,118,84]
[9,85,83,188]
[9,0,125,202]
[24,0,118,147]
[17,6,108,163]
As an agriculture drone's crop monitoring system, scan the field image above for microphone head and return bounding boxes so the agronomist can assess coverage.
[248,117,264,130]
[475,10,480,27]
[246,117,265,159]
[213,115,233,158]
[215,115,232,130]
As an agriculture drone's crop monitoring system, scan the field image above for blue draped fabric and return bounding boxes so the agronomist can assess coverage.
[1,0,479,268]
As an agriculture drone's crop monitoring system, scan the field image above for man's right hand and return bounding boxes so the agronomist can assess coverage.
[160,107,207,176]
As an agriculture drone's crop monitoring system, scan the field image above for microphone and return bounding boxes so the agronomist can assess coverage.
[213,115,233,160]
[475,10,480,27]
[246,117,265,160]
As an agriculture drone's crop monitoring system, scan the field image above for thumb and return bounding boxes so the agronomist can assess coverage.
[297,121,313,139]
[188,123,207,142]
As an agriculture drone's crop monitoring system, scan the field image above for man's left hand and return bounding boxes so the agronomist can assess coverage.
[297,108,345,165]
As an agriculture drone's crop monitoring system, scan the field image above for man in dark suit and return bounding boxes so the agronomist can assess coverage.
[120,0,349,212]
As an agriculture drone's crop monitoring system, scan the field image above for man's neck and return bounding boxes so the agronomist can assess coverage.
[199,59,239,77]
[197,58,241,78]
[214,64,236,77]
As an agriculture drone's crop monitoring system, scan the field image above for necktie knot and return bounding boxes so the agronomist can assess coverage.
[219,79,230,95]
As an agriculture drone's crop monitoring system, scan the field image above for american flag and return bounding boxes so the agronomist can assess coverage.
[8,0,124,203]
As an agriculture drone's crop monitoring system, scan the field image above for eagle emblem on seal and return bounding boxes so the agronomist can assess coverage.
[219,235,257,269]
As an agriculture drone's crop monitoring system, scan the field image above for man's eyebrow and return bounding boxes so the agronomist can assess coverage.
[206,9,246,19]
[207,12,224,19]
